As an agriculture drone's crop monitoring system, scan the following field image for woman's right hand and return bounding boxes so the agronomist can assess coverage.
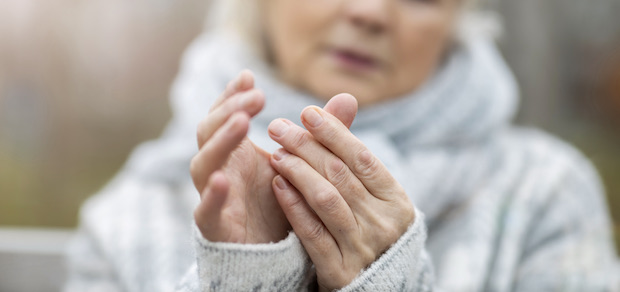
[190,70,290,244]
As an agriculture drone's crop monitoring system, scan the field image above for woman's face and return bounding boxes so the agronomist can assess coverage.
[263,0,460,106]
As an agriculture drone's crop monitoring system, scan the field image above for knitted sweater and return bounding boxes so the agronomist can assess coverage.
[64,31,620,291]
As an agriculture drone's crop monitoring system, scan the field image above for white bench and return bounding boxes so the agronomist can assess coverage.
[0,228,73,292]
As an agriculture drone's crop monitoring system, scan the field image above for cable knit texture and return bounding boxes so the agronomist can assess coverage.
[192,228,313,291]
[65,30,620,291]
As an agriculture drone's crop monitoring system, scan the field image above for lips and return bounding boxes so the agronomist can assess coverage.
[330,47,380,71]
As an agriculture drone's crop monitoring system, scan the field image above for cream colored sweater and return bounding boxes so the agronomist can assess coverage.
[64,32,620,291]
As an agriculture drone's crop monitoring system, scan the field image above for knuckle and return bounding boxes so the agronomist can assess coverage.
[381,222,400,244]
[314,188,341,214]
[352,150,379,178]
[358,245,376,265]
[318,123,340,143]
[350,239,376,265]
[289,130,312,150]
[277,153,300,172]
[401,201,416,227]
[386,191,416,229]
[282,189,304,210]
[324,159,349,188]
[302,221,325,242]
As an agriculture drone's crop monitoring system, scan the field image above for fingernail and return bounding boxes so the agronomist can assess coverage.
[275,176,288,190]
[269,119,290,137]
[272,149,287,161]
[303,108,323,127]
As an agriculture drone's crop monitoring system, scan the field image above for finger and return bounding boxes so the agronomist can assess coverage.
[323,93,358,129]
[300,106,397,200]
[191,112,250,192]
[197,88,264,148]
[210,69,255,112]
[194,170,231,241]
[270,149,358,242]
[268,118,369,207]
[272,175,341,264]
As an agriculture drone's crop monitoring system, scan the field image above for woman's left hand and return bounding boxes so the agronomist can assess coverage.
[267,94,416,291]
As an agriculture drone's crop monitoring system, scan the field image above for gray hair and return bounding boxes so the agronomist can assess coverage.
[205,0,502,55]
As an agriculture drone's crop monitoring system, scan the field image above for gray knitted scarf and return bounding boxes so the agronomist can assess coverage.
[122,32,518,223]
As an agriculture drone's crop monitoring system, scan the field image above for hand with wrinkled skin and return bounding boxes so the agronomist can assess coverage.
[191,71,359,245]
[268,93,416,291]
[190,70,289,244]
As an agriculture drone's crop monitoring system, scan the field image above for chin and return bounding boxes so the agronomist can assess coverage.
[305,70,384,106]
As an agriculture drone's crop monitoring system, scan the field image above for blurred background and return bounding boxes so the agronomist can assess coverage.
[1,0,619,290]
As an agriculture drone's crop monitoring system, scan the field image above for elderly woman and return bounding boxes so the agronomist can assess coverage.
[65,0,619,291]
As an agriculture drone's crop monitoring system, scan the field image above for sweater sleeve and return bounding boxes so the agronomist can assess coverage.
[511,155,620,291]
[336,208,436,292]
[66,184,316,292]
[185,224,315,292]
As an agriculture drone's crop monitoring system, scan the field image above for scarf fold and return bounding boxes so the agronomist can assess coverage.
[123,31,519,221]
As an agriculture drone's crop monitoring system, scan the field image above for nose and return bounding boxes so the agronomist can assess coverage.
[343,0,390,34]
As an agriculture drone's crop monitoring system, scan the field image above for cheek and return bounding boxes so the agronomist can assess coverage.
[392,14,453,91]
[267,1,338,77]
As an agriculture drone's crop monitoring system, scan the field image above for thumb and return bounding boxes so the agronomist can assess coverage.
[323,93,358,129]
